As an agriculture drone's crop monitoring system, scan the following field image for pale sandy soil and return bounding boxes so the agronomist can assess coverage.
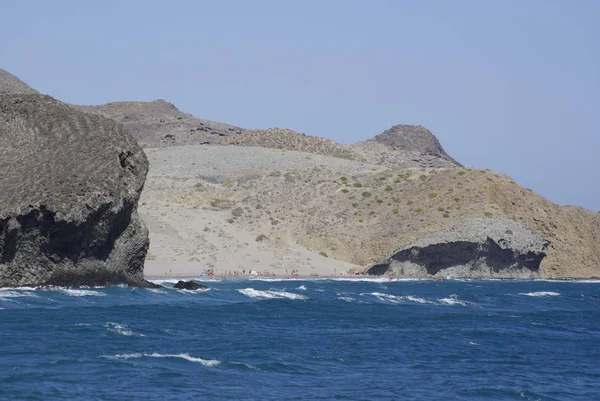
[139,146,361,278]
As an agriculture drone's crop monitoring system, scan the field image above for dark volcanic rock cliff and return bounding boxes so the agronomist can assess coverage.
[0,94,150,287]
[367,218,549,279]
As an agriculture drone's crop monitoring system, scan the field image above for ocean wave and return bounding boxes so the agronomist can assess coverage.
[330,277,424,282]
[0,290,38,299]
[368,292,431,304]
[104,322,145,337]
[61,289,105,297]
[102,352,221,367]
[176,288,210,294]
[519,291,561,297]
[102,353,143,360]
[438,295,468,306]
[228,361,260,370]
[238,288,307,300]
[297,285,307,291]
[146,353,220,367]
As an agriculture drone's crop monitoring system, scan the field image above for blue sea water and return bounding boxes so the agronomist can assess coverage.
[1,278,599,401]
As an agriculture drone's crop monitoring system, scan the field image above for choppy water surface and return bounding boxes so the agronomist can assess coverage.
[1,278,599,400]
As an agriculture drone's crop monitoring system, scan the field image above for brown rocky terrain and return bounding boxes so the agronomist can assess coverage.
[2,68,598,279]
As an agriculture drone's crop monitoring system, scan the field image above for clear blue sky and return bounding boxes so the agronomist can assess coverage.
[2,0,598,210]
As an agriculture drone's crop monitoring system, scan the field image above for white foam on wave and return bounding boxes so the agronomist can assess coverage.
[238,288,307,300]
[102,353,143,360]
[229,361,260,370]
[147,353,220,367]
[62,289,105,297]
[176,288,210,295]
[102,352,221,367]
[0,290,38,299]
[519,291,560,297]
[330,277,424,283]
[367,292,431,304]
[438,295,468,306]
[104,322,145,337]
[297,285,307,291]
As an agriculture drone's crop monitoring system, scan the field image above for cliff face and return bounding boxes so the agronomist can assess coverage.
[0,94,150,287]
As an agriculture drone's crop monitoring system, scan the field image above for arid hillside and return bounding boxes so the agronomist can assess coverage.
[3,67,597,278]
[139,145,600,278]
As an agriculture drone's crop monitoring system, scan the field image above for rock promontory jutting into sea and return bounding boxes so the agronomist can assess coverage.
[0,67,599,285]
[0,70,152,287]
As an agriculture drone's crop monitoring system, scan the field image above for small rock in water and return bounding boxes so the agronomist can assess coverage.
[174,280,208,290]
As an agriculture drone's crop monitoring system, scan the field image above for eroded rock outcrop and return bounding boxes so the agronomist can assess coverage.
[173,280,208,290]
[367,218,549,279]
[351,125,461,168]
[0,94,151,287]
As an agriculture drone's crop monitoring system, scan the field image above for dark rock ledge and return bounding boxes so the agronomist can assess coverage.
[367,218,549,279]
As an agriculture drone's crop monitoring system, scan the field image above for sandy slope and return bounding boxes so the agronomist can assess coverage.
[139,146,363,277]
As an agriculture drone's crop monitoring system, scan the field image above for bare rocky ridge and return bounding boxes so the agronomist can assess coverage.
[350,125,461,169]
[0,68,39,95]
[76,100,245,148]
[0,94,151,287]
[367,218,549,278]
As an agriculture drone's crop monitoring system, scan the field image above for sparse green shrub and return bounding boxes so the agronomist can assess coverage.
[362,191,372,198]
[394,179,401,184]
[353,183,363,188]
[222,180,233,187]
[458,171,466,176]
[437,207,445,212]
[352,203,359,208]
[484,212,493,217]
[341,176,348,183]
[376,199,383,204]
[407,200,413,205]
[358,218,364,223]
[453,197,460,202]
[392,208,399,215]
[428,193,438,199]
[487,177,493,182]
[443,213,450,218]
[384,186,393,192]
[414,208,423,213]
[419,175,427,181]
[341,189,349,193]
[379,177,387,181]
[231,207,244,217]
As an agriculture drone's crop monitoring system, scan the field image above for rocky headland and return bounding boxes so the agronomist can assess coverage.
[1,68,599,283]
[0,72,151,287]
